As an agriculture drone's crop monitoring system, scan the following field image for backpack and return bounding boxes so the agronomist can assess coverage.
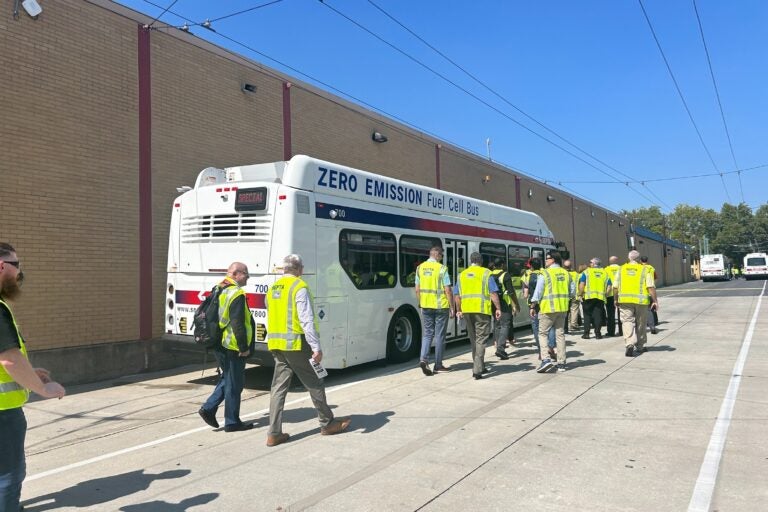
[193,285,224,350]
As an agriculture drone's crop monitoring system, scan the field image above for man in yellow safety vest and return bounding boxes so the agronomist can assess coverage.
[604,256,622,337]
[614,250,659,357]
[578,257,612,340]
[415,246,454,375]
[1,242,66,511]
[563,259,582,333]
[530,251,575,372]
[454,252,502,380]
[199,261,256,433]
[265,254,350,447]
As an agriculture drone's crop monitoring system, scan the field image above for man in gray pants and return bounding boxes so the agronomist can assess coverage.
[265,254,350,447]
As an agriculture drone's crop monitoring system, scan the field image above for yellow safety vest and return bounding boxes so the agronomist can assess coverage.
[0,300,30,410]
[521,269,532,287]
[218,278,253,351]
[459,266,492,315]
[617,263,650,305]
[605,263,620,283]
[540,267,571,313]
[491,269,512,306]
[373,272,395,286]
[417,261,450,309]
[583,267,608,301]
[266,275,318,351]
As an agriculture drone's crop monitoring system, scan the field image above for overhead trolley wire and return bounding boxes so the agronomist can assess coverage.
[692,0,745,204]
[637,0,731,204]
[148,0,286,30]
[366,0,673,211]
[556,162,768,184]
[134,0,635,213]
[144,0,180,28]
[318,0,665,211]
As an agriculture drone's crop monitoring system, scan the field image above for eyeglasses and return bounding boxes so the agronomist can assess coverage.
[2,260,20,269]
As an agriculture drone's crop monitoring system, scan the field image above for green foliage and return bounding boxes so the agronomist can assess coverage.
[623,202,768,263]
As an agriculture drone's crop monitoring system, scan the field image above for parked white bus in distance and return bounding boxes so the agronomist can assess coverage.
[165,155,557,368]
[743,252,768,280]
[699,253,731,282]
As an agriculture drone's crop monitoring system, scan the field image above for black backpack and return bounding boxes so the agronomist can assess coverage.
[193,285,224,350]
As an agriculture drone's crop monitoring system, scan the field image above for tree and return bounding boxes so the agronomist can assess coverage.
[712,203,754,261]
[666,204,720,250]
[620,205,665,234]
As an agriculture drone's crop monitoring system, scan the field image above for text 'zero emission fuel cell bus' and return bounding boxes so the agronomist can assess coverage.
[165,155,556,368]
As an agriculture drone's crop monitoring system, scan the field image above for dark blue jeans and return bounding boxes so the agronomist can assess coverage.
[0,407,26,512]
[202,349,247,428]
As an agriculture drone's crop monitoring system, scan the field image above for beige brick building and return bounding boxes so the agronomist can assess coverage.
[0,0,690,383]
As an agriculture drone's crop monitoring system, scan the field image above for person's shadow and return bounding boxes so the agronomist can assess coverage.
[23,469,192,511]
[119,493,218,511]
[346,411,395,434]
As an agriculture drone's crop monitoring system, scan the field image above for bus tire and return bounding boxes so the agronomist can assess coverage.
[386,307,421,363]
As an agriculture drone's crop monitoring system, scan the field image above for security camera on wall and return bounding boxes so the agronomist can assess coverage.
[22,0,43,18]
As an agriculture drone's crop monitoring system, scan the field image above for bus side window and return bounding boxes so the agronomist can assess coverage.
[399,235,441,287]
[508,245,530,280]
[480,242,505,269]
[340,229,397,290]
[531,247,545,263]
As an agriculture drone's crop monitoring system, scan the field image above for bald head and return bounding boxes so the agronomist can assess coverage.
[609,256,619,264]
[227,261,250,286]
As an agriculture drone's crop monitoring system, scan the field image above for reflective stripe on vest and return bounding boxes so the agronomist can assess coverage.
[218,281,253,351]
[266,276,318,351]
[0,299,30,410]
[459,266,491,315]
[540,267,570,313]
[584,268,608,301]
[617,263,650,304]
[417,261,450,309]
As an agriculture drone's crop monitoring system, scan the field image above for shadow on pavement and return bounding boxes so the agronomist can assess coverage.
[23,469,194,511]
[567,358,606,369]
[647,345,676,352]
[119,493,218,511]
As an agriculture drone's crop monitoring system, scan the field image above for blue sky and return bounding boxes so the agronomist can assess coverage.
[117,0,768,214]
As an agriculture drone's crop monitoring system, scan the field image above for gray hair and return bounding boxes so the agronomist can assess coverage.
[283,254,304,274]
[590,257,601,266]
[628,250,641,262]
[469,252,482,265]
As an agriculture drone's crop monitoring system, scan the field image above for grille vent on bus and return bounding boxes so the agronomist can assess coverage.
[181,213,271,242]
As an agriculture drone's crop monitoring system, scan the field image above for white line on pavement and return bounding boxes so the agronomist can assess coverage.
[26,379,364,482]
[688,280,766,511]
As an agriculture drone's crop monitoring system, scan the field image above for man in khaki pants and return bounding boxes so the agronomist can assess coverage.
[613,250,658,357]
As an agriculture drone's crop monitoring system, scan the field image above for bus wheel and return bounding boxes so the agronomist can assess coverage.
[386,307,421,363]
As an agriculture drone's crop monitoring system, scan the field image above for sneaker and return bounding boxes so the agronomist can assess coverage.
[433,365,451,373]
[581,334,590,339]
[595,333,603,340]
[536,359,554,373]
[557,364,566,373]
[419,361,433,376]
[495,350,509,360]
[224,422,254,433]
[625,345,635,357]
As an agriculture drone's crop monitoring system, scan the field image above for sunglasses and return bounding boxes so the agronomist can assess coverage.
[2,260,20,269]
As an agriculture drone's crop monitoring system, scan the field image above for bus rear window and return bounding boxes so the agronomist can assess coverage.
[747,257,766,266]
[340,229,397,289]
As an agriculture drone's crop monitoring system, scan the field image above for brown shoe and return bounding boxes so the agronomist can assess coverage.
[266,433,290,447]
[321,417,351,436]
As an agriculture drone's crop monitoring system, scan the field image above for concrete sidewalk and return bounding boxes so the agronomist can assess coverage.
[19,280,768,511]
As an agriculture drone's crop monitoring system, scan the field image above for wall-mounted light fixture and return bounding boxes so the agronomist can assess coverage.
[482,175,491,184]
[527,188,533,198]
[546,195,556,202]
[372,131,388,143]
[610,219,616,223]
[618,221,625,226]
[638,240,645,244]
[591,210,595,217]
[241,83,257,93]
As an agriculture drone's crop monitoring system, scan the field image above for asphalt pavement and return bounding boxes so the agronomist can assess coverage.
[20,278,768,511]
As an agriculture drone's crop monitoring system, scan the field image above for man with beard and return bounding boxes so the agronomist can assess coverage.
[0,242,66,511]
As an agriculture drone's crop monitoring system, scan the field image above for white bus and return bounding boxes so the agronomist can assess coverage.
[699,253,731,282]
[743,252,768,280]
[165,155,557,368]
